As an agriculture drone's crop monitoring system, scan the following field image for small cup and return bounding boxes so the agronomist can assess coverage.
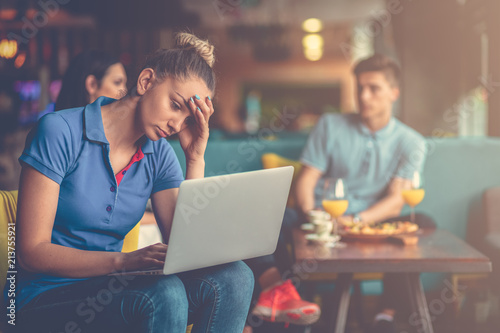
[313,220,333,241]
[307,210,331,225]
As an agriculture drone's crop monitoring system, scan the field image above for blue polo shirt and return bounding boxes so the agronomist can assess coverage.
[12,96,184,310]
[301,113,427,214]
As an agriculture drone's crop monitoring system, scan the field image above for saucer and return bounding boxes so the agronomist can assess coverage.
[300,223,315,231]
[305,234,338,242]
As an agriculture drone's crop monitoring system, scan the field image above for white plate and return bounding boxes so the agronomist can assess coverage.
[305,234,339,242]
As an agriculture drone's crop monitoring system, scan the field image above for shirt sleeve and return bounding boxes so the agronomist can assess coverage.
[300,114,332,172]
[19,113,74,184]
[152,140,184,193]
[394,134,427,180]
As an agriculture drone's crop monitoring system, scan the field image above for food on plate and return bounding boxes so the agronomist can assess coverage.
[341,221,419,236]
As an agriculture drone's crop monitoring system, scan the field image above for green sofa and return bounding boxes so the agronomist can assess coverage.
[169,135,500,290]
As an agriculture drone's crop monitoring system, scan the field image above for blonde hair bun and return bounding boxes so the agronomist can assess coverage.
[176,32,215,68]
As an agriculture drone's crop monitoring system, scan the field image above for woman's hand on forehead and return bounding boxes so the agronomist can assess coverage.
[177,93,214,162]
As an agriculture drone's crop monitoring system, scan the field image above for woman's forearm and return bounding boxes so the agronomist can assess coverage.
[185,159,205,179]
[20,242,124,278]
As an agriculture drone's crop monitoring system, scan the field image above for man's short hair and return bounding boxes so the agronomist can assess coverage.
[353,54,401,88]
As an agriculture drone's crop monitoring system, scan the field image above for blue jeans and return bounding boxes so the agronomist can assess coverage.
[16,261,254,333]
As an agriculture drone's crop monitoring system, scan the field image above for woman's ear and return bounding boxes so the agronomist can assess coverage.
[85,75,98,102]
[136,68,155,96]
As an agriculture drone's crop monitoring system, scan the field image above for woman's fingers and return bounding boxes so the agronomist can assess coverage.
[188,96,205,128]
[143,258,165,268]
[144,244,167,267]
[124,243,167,270]
[146,242,168,251]
[195,105,206,129]
[206,96,214,117]
[146,243,168,255]
[201,96,214,119]
[150,242,168,249]
[139,243,167,260]
[190,94,213,125]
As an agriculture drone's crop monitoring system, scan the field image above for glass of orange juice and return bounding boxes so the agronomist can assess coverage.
[322,178,348,248]
[401,171,425,224]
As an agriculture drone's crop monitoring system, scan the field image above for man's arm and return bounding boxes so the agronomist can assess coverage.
[294,164,323,219]
[357,177,411,223]
[356,133,427,224]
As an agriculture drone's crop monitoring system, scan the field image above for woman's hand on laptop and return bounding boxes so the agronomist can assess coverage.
[115,243,168,272]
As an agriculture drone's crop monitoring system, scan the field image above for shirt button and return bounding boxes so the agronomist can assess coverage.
[122,170,127,175]
[110,186,116,192]
[367,141,374,148]
[106,205,112,212]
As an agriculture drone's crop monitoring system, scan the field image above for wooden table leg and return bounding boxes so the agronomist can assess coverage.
[405,273,435,333]
[352,280,368,331]
[327,273,353,333]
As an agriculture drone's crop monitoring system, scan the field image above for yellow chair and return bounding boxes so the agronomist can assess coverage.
[0,190,192,333]
[121,222,140,253]
[261,153,302,207]
[261,153,303,178]
[0,190,17,294]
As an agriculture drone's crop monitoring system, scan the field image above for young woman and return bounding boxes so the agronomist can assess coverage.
[11,33,254,332]
[55,49,127,111]
[53,49,158,241]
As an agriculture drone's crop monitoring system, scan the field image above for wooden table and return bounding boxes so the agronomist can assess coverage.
[292,229,492,333]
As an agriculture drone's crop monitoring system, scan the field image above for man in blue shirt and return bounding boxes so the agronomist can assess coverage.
[298,56,426,221]
[295,54,432,332]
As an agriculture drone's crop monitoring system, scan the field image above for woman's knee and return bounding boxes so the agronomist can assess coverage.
[233,261,255,287]
[216,261,255,299]
[119,276,189,331]
[244,255,275,279]
[129,275,189,312]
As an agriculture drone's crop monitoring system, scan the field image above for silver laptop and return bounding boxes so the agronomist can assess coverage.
[113,166,294,276]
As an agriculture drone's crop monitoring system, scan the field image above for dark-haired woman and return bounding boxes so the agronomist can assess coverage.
[55,49,127,111]
[11,33,254,333]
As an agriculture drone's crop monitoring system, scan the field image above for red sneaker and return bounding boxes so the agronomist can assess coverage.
[252,280,321,325]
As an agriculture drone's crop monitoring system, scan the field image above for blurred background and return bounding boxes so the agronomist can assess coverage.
[1,1,500,332]
[1,0,497,137]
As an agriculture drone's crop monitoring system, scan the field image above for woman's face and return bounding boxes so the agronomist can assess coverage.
[137,73,212,141]
[89,63,128,102]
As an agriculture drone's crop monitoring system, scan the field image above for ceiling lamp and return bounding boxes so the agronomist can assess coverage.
[15,53,27,68]
[304,48,323,61]
[0,9,17,21]
[0,39,18,59]
[302,34,324,49]
[302,34,324,61]
[302,18,323,33]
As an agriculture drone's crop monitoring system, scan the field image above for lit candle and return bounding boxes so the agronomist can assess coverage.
[335,179,345,198]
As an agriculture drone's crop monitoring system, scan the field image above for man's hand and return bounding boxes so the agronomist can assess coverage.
[338,215,354,227]
[357,177,411,223]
